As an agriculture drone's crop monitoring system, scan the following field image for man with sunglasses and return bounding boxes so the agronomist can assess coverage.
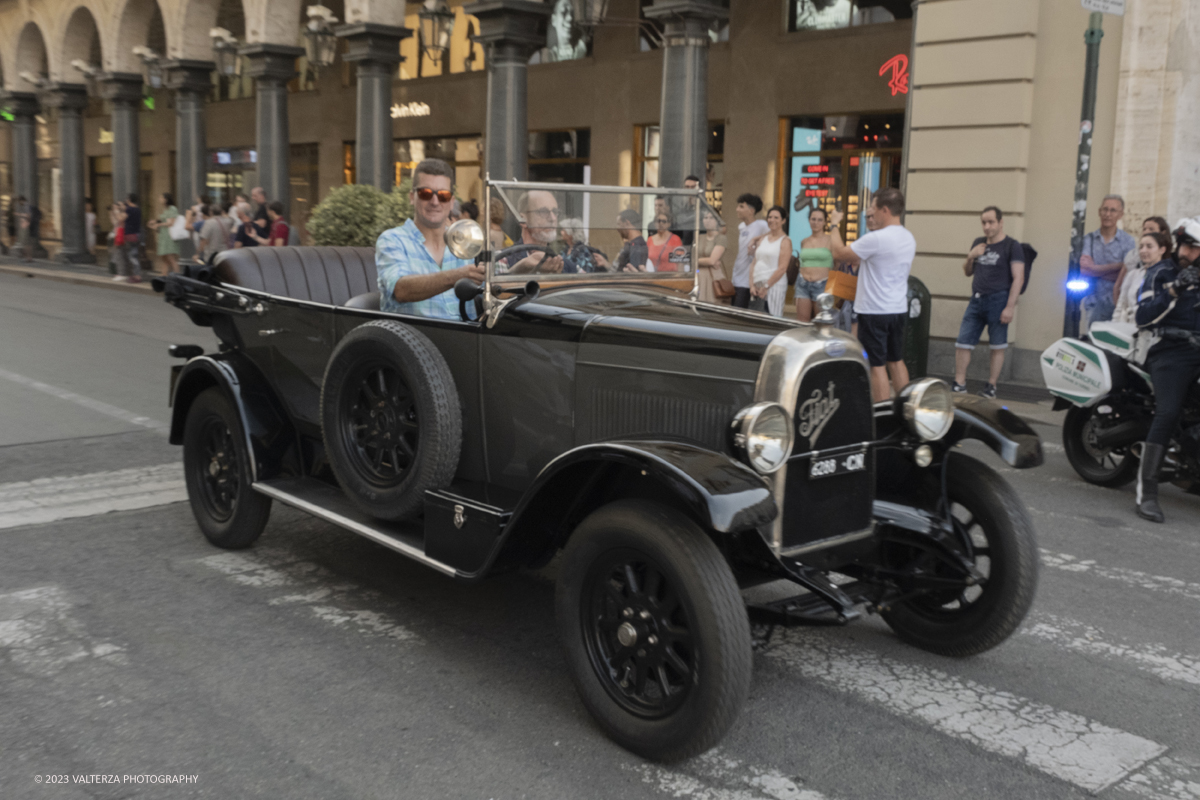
[377,158,485,319]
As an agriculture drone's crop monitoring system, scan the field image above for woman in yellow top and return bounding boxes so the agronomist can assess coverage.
[794,206,833,322]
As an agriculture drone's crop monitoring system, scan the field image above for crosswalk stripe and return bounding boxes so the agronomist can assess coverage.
[1022,612,1200,687]
[0,585,126,674]
[1041,549,1200,603]
[765,630,1167,792]
[0,463,186,530]
[0,366,168,432]
[630,750,837,800]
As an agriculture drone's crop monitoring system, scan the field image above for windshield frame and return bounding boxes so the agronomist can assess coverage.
[483,178,705,299]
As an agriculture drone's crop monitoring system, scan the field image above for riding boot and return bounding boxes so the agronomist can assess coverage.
[1136,442,1166,523]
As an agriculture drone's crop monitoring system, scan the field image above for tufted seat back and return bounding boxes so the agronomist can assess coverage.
[214,246,378,306]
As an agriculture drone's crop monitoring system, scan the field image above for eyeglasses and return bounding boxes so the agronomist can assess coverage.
[527,207,559,219]
[415,187,454,203]
[655,218,669,225]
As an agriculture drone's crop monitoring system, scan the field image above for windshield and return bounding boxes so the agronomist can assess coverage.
[486,181,712,284]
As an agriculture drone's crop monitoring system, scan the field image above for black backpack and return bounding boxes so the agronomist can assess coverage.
[1019,241,1037,294]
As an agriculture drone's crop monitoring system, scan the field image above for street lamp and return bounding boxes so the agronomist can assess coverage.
[70,59,101,95]
[132,45,163,88]
[209,27,241,77]
[418,0,456,65]
[303,4,339,71]
[18,70,46,89]
[570,0,612,32]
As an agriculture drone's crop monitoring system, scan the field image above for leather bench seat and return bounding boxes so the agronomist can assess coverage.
[214,246,378,307]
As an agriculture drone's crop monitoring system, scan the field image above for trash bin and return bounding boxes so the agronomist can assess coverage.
[903,275,931,379]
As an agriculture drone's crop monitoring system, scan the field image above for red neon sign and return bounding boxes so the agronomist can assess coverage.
[880,54,909,96]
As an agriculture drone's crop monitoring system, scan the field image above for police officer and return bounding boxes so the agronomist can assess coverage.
[1133,217,1200,522]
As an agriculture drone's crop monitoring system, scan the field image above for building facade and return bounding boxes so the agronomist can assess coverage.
[0,0,1193,376]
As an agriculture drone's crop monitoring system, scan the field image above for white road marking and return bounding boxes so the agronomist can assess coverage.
[0,366,168,432]
[0,463,186,530]
[1041,550,1200,603]
[1119,755,1200,799]
[629,750,837,800]
[1042,442,1065,453]
[197,550,418,642]
[765,630,1166,793]
[0,586,126,674]
[1022,613,1200,687]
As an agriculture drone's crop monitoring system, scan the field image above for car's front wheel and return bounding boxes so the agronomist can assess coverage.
[182,387,272,549]
[556,500,752,762]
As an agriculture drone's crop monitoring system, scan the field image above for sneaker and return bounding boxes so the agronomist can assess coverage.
[111,274,125,281]
[951,382,968,393]
[127,275,142,284]
[978,383,997,399]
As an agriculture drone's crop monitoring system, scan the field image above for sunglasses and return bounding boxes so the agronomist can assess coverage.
[415,187,454,203]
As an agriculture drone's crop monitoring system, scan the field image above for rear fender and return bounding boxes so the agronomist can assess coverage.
[169,354,293,480]
[947,395,1044,469]
[475,440,777,578]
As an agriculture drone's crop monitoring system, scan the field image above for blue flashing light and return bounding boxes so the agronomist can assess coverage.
[1066,278,1091,294]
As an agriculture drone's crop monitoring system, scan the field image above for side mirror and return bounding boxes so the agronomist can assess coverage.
[446,218,486,260]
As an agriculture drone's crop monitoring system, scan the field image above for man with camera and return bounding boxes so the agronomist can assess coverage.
[1133,217,1200,522]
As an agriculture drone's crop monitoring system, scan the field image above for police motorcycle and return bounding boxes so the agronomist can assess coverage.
[1041,219,1200,512]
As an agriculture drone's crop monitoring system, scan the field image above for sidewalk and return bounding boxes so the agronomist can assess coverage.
[0,252,155,295]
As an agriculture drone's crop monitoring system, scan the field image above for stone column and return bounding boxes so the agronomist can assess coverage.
[45,84,94,263]
[5,91,46,257]
[464,1,550,182]
[240,44,303,214]
[336,23,410,191]
[99,73,144,205]
[165,60,214,260]
[644,0,727,188]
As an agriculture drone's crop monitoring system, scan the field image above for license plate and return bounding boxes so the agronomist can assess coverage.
[808,448,867,480]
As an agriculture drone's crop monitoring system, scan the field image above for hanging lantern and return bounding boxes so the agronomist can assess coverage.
[303,5,339,71]
[210,28,241,77]
[418,0,456,64]
[570,0,612,31]
[132,46,163,88]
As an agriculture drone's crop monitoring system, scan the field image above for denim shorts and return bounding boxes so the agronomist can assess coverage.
[794,275,828,301]
[956,291,1010,350]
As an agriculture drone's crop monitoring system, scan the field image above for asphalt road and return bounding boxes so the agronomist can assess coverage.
[1,272,1198,800]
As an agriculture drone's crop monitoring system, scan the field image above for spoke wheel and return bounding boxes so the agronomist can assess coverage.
[583,550,695,719]
[880,454,1038,657]
[182,387,272,549]
[341,361,420,486]
[557,499,751,762]
[1062,405,1139,487]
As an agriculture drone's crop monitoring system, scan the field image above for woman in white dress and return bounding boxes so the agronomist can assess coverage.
[750,206,792,317]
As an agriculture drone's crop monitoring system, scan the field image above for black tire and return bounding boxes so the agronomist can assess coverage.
[1062,405,1140,487]
[556,500,752,762]
[321,320,461,521]
[182,387,272,549]
[881,454,1038,657]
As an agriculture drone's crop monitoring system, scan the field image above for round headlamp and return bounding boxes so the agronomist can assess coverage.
[445,218,485,260]
[733,402,794,474]
[897,378,955,442]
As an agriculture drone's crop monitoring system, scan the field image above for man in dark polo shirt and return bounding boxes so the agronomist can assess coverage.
[953,205,1025,398]
[250,186,270,241]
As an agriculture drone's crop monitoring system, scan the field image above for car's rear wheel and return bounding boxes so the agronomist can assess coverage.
[1062,405,1139,487]
[321,320,461,521]
[880,454,1038,657]
[556,500,751,762]
[182,387,272,549]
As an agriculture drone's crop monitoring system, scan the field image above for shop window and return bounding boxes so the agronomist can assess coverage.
[529,0,593,64]
[781,114,903,246]
[290,143,320,242]
[788,0,912,33]
[204,148,257,209]
[343,142,355,185]
[393,136,482,202]
[634,123,724,211]
[638,0,729,51]
[528,129,590,184]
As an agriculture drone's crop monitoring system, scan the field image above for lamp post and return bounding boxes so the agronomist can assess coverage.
[210,28,241,76]
[570,0,613,31]
[304,5,340,74]
[133,46,164,89]
[418,0,456,71]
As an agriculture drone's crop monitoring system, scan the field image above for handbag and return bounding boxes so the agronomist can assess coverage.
[786,252,800,286]
[825,269,857,302]
[169,213,190,241]
[713,277,736,298]
[114,226,125,246]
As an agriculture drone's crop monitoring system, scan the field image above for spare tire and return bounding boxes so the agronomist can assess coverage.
[321,320,461,520]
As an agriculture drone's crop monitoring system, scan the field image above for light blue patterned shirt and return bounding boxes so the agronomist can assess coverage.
[376,219,471,319]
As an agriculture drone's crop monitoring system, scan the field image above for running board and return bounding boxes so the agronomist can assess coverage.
[252,477,459,577]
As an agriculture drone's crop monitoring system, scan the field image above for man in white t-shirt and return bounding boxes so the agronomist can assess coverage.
[829,188,916,402]
[732,193,770,308]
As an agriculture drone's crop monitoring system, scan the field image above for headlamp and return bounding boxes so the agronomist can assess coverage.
[732,402,794,474]
[896,378,954,442]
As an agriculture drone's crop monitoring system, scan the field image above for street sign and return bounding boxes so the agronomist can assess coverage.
[1081,0,1124,15]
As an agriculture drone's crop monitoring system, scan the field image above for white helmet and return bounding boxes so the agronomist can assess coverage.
[1173,217,1200,248]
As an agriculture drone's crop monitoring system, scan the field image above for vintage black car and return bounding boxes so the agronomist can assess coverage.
[157,181,1043,762]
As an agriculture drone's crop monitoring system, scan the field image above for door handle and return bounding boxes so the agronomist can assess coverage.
[258,328,286,337]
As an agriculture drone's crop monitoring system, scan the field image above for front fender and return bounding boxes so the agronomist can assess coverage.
[474,440,777,579]
[948,395,1044,468]
[169,354,293,480]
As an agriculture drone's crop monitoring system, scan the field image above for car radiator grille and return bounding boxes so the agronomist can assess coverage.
[590,389,737,452]
[780,360,876,552]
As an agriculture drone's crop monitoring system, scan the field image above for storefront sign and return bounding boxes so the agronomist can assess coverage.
[800,164,834,198]
[390,102,431,119]
[880,55,909,96]
[99,128,114,144]
[1081,0,1124,15]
